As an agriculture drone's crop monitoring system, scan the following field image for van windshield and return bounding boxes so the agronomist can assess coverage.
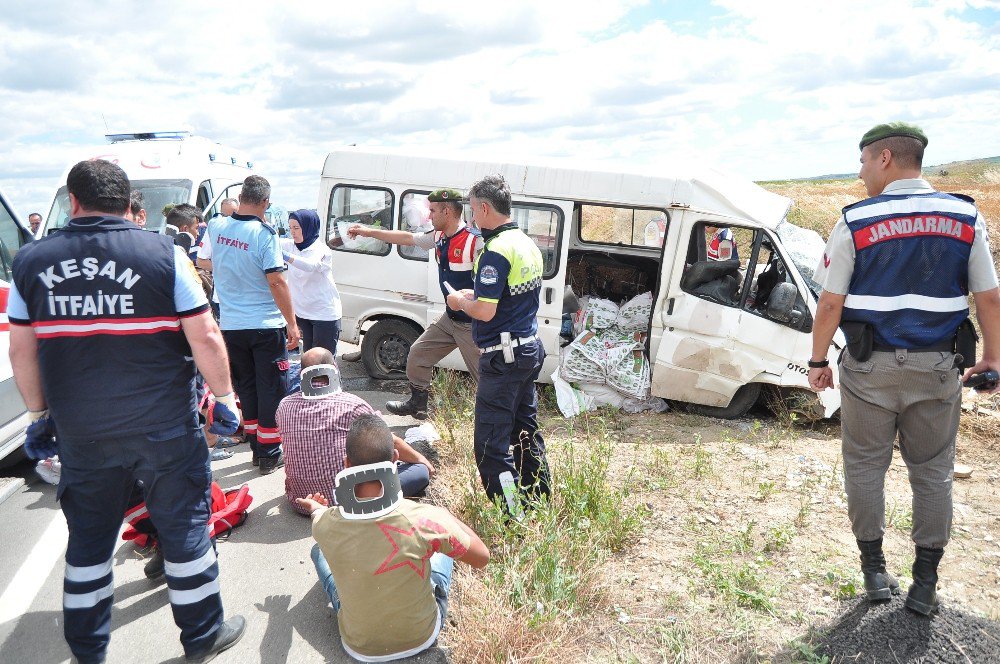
[45,179,193,234]
[775,220,825,299]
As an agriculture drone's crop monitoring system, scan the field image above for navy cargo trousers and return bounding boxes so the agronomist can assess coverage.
[57,414,224,663]
[222,328,288,460]
[474,340,551,509]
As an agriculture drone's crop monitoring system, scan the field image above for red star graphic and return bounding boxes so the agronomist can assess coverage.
[823,253,831,267]
[374,523,433,578]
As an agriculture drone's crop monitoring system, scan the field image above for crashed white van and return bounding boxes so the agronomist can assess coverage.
[41,131,255,235]
[319,148,843,419]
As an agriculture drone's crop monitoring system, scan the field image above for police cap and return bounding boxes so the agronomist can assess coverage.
[859,122,928,150]
[428,188,464,202]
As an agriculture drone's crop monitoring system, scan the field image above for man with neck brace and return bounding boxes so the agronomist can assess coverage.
[297,414,490,662]
[277,347,434,515]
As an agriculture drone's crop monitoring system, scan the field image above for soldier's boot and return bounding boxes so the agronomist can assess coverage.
[905,546,944,615]
[385,384,429,420]
[857,538,899,601]
[143,544,165,580]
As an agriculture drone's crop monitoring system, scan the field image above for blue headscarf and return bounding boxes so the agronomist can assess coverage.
[290,209,321,251]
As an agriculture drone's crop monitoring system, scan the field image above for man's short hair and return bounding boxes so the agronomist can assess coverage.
[240,175,271,206]
[28,212,42,221]
[67,159,130,215]
[346,414,394,466]
[166,203,203,230]
[866,136,925,170]
[128,191,144,216]
[468,174,511,216]
[301,346,336,369]
[222,197,239,207]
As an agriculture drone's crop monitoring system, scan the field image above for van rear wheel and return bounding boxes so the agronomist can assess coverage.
[361,319,422,380]
[685,383,762,420]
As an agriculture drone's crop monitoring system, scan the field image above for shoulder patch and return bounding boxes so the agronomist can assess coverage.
[259,220,277,235]
[479,265,499,285]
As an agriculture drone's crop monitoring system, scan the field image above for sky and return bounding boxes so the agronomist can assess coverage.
[1,0,998,219]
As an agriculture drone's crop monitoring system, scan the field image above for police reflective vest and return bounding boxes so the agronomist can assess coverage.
[708,228,738,262]
[472,223,543,348]
[841,192,978,349]
[434,224,479,323]
[10,216,203,440]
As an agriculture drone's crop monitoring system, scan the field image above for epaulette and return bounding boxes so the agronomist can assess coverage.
[258,219,277,235]
[948,193,976,204]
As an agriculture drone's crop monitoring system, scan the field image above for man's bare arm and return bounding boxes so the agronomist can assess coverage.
[965,288,1000,393]
[347,224,416,246]
[9,325,46,411]
[266,271,300,349]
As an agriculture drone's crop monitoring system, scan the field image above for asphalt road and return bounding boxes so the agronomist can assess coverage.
[0,344,449,663]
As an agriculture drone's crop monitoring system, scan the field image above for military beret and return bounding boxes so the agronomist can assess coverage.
[428,188,463,202]
[859,122,928,150]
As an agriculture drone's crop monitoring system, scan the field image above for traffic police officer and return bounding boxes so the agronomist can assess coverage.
[7,159,246,662]
[348,188,483,418]
[208,175,300,474]
[446,175,550,512]
[809,122,1000,615]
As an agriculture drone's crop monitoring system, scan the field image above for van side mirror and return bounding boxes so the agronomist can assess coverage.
[766,282,804,325]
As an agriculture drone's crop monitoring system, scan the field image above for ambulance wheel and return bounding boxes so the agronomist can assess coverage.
[361,319,422,379]
[685,383,762,420]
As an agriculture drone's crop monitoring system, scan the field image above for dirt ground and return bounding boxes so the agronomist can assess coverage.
[558,401,999,662]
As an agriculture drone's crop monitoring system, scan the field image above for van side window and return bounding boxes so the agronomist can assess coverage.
[680,222,752,307]
[398,191,433,262]
[326,186,394,256]
[511,203,562,278]
[741,233,812,331]
[579,204,668,248]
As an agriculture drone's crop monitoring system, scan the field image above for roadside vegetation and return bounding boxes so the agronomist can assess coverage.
[420,158,999,663]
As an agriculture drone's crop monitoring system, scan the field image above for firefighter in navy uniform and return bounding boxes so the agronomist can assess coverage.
[348,188,483,418]
[7,160,246,663]
[809,123,1000,615]
[446,175,550,513]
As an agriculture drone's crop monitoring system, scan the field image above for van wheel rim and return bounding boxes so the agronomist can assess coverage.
[375,335,409,372]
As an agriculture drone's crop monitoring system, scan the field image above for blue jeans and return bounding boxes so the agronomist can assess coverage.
[297,316,342,355]
[310,543,453,626]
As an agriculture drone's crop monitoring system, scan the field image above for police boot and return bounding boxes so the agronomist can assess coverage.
[143,544,165,580]
[385,384,429,420]
[185,615,246,663]
[857,538,899,601]
[905,546,944,616]
[259,453,285,476]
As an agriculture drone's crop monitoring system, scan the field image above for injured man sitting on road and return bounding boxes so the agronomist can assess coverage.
[276,347,434,515]
[297,415,490,662]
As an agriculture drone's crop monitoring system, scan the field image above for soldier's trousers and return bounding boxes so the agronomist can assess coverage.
[839,349,962,550]
[406,313,481,389]
[474,339,550,509]
[57,414,224,663]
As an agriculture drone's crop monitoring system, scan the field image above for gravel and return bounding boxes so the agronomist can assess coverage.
[816,594,1000,663]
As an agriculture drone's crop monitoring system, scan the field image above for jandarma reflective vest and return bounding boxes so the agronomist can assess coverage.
[10,216,205,440]
[841,192,978,349]
[433,224,479,323]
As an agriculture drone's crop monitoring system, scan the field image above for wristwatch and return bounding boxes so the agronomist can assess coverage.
[807,359,829,368]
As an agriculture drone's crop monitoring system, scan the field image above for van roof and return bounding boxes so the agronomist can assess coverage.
[322,147,792,230]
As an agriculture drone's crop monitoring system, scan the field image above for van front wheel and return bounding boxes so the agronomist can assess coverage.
[361,319,422,380]
[685,383,762,420]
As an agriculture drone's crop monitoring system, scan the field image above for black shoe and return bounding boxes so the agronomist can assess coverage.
[251,455,259,467]
[385,384,429,419]
[143,546,165,580]
[857,538,899,601]
[906,546,944,615]
[185,615,246,663]
[259,454,284,475]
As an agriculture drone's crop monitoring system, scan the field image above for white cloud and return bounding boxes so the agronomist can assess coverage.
[0,0,996,220]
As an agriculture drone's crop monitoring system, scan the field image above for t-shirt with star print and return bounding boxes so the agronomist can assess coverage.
[311,498,471,660]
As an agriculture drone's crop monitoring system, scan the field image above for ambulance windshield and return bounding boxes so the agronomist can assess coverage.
[45,179,193,234]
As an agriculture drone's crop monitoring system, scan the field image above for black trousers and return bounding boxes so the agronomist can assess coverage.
[222,328,288,459]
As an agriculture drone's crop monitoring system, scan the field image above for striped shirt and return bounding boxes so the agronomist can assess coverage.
[275,391,376,515]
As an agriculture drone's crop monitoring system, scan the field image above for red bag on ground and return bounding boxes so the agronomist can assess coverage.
[122,483,253,547]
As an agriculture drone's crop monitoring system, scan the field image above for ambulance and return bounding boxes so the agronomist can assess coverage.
[318,148,844,419]
[0,189,34,463]
[40,131,255,235]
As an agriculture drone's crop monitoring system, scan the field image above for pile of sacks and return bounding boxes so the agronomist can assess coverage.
[553,292,669,417]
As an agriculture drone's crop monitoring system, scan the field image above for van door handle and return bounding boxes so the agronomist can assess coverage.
[545,287,553,305]
[667,298,675,315]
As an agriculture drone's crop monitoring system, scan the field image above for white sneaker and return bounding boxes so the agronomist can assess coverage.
[36,456,61,485]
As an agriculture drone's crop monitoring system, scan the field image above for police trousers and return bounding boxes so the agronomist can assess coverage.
[839,349,962,550]
[406,313,481,389]
[474,339,550,508]
[57,415,224,662]
[223,328,288,459]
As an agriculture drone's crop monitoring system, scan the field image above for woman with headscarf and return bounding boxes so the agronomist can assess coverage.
[281,209,343,354]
